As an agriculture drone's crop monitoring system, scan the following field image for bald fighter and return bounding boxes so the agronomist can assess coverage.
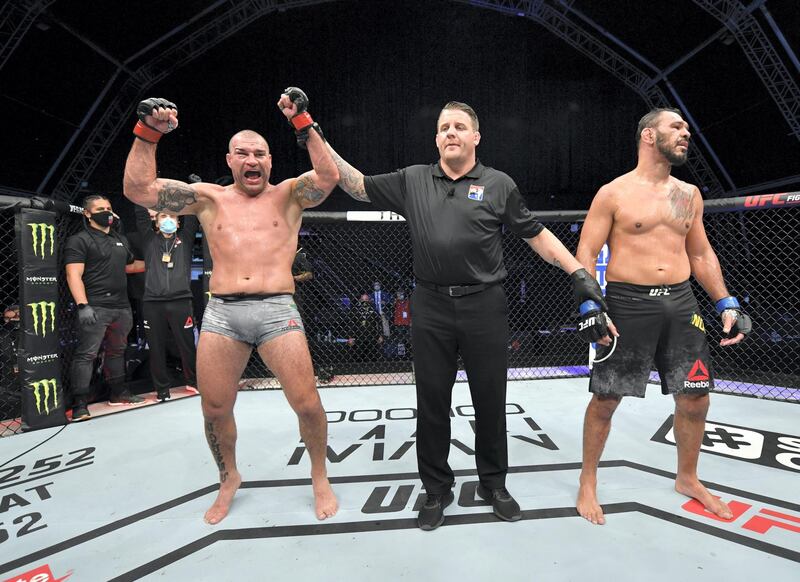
[575,108,752,525]
[123,89,339,524]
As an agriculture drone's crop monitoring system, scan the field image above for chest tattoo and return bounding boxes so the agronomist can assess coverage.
[667,184,694,222]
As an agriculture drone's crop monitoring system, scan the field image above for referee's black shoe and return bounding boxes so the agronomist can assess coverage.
[417,491,455,531]
[477,484,522,522]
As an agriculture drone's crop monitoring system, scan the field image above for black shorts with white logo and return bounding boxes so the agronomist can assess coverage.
[589,280,713,398]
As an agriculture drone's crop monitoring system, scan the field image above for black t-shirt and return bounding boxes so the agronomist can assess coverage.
[135,206,200,301]
[125,230,146,302]
[64,227,134,309]
[364,160,544,285]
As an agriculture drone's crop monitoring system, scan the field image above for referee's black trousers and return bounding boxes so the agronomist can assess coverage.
[411,283,509,494]
[143,299,197,391]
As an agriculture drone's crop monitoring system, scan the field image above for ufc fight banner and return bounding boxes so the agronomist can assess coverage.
[16,208,66,429]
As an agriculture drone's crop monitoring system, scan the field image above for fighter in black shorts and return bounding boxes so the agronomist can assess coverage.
[590,281,714,398]
[573,108,752,526]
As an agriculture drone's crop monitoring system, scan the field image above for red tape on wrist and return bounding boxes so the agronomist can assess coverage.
[133,120,163,143]
[290,111,314,131]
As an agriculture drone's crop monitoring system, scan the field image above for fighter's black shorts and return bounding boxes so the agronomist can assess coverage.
[589,280,713,398]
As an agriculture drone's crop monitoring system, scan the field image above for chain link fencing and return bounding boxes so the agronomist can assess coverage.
[0,201,85,436]
[238,195,800,404]
[1,193,797,435]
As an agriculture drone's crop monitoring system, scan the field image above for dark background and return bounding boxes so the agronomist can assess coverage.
[1,0,798,212]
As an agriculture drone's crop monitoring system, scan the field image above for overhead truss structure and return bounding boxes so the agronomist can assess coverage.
[692,0,800,141]
[0,0,54,72]
[45,0,336,201]
[6,0,796,201]
[460,0,728,196]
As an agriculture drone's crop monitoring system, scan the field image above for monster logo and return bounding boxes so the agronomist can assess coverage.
[28,300,56,336]
[29,222,56,259]
[29,378,59,414]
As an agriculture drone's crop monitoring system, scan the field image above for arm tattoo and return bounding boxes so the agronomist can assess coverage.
[205,420,229,482]
[294,175,324,204]
[330,149,369,202]
[552,257,562,269]
[667,184,695,222]
[153,182,197,213]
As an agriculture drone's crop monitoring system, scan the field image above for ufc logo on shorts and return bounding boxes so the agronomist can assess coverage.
[648,288,670,296]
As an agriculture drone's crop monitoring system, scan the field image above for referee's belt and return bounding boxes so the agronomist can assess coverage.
[416,280,497,297]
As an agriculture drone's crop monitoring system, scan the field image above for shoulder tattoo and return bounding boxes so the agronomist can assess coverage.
[153,183,197,213]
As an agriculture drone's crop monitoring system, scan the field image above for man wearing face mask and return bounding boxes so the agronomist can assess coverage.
[135,206,200,401]
[64,195,146,421]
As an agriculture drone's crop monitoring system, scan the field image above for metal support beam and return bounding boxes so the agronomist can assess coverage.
[692,0,800,140]
[759,3,800,76]
[47,13,137,77]
[0,0,54,72]
[649,27,728,86]
[48,0,336,201]
[460,0,727,196]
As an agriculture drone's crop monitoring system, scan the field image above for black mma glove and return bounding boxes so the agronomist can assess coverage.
[577,300,611,343]
[283,87,325,149]
[715,296,752,339]
[77,304,97,326]
[133,98,178,143]
[570,268,607,311]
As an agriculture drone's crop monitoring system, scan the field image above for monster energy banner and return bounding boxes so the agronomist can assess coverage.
[16,208,66,429]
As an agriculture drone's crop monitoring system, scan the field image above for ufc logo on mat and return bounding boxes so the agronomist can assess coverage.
[682,497,800,537]
[653,417,800,472]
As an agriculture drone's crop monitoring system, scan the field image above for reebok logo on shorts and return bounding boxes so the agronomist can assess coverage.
[684,359,710,388]
[287,319,299,328]
[690,313,706,333]
[184,316,194,329]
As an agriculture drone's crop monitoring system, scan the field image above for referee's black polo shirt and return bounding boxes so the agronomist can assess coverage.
[64,228,134,309]
[364,160,544,285]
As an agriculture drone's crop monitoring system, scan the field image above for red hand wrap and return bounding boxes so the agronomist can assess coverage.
[290,111,314,131]
[133,120,163,144]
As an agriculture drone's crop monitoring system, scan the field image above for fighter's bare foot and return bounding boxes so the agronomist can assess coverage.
[576,479,606,525]
[204,471,242,525]
[312,476,338,520]
[675,476,733,519]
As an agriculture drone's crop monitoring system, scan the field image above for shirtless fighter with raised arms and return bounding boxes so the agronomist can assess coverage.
[123,89,339,524]
[574,108,752,525]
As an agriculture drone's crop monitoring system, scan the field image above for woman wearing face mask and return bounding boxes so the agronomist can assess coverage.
[135,205,200,401]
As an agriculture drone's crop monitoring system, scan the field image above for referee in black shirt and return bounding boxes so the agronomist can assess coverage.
[65,195,145,421]
[328,101,606,530]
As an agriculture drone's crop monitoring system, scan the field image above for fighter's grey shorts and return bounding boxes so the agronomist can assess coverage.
[201,294,305,347]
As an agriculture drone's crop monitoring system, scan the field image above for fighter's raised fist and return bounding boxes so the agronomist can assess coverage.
[277,87,309,121]
[137,98,179,134]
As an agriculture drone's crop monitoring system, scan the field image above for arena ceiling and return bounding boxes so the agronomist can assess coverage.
[1,0,798,205]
